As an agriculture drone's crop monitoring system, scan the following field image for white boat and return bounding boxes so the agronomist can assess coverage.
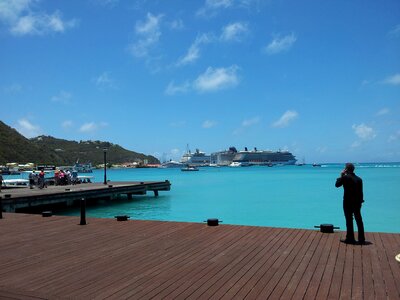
[229,162,242,167]
[76,175,93,183]
[160,161,183,168]
[209,163,220,168]
[181,165,199,171]
[1,179,29,188]
[73,161,93,173]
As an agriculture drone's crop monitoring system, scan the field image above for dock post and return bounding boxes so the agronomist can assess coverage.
[80,198,86,225]
[0,196,2,219]
[127,193,132,200]
[154,190,159,197]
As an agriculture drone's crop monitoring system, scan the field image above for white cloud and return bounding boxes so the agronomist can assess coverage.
[2,83,22,93]
[93,72,116,89]
[177,33,213,66]
[165,81,190,95]
[61,120,73,129]
[233,116,260,135]
[169,19,184,30]
[242,116,260,127]
[202,120,217,128]
[264,33,297,55]
[197,0,233,17]
[16,118,42,138]
[316,146,327,153]
[193,65,239,92]
[0,0,78,36]
[162,148,182,161]
[91,0,119,7]
[169,120,186,127]
[220,22,248,42]
[388,24,400,38]
[79,122,108,133]
[352,123,376,140]
[51,90,71,104]
[272,110,298,128]
[206,0,233,9]
[351,140,361,149]
[382,73,400,86]
[130,13,162,58]
[388,130,400,142]
[376,108,390,116]
[0,0,31,22]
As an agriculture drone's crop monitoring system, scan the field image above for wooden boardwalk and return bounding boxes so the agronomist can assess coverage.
[0,213,399,299]
[0,181,171,212]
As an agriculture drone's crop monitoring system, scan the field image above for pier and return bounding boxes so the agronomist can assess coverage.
[0,213,399,299]
[0,181,171,212]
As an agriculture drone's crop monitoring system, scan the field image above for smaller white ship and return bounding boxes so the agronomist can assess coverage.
[1,179,29,188]
[160,160,183,168]
[181,165,199,171]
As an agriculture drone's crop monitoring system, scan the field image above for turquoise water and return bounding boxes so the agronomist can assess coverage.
[58,163,400,233]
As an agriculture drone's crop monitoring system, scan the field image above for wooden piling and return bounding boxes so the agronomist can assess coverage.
[80,198,86,225]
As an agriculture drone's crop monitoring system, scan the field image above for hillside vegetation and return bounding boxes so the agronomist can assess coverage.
[0,121,159,165]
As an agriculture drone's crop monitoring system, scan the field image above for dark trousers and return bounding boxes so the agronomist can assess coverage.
[343,202,365,242]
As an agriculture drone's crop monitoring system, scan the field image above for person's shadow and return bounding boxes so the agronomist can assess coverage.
[359,241,373,246]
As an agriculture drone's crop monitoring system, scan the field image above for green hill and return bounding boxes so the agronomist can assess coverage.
[0,121,159,166]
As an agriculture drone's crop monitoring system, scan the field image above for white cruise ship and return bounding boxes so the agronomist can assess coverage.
[233,147,297,166]
[180,148,210,166]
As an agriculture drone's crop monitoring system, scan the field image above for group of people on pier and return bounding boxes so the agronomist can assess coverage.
[54,169,77,186]
[28,170,47,189]
[28,168,89,189]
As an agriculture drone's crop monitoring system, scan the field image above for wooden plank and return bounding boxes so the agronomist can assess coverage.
[351,241,363,299]
[196,227,285,300]
[234,229,309,299]
[339,242,354,300]
[371,232,400,299]
[198,227,291,300]
[314,233,341,299]
[264,230,321,299]
[301,232,335,300]
[367,233,389,299]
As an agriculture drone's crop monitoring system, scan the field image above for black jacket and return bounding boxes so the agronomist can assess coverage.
[335,173,364,204]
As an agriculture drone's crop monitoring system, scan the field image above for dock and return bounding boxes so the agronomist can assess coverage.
[0,181,171,212]
[0,213,399,299]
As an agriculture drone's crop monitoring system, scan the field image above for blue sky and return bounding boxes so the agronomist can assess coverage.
[0,0,399,163]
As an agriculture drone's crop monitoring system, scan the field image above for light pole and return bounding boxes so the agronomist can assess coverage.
[103,148,108,184]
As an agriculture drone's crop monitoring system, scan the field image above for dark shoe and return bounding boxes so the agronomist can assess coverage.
[340,238,357,244]
[357,240,366,245]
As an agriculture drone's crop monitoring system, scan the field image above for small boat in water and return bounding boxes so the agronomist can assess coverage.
[1,179,29,188]
[181,165,199,171]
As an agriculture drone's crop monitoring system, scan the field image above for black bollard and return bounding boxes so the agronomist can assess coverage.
[80,198,86,225]
[0,197,3,219]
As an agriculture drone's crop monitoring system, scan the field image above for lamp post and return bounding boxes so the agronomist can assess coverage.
[103,148,108,184]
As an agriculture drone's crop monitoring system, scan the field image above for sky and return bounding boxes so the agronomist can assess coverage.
[0,0,399,163]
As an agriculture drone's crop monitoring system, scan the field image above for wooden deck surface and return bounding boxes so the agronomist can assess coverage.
[0,213,399,299]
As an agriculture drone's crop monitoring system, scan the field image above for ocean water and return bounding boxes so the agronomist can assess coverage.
[58,163,400,233]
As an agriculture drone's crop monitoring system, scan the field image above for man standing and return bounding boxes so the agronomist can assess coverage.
[29,171,35,189]
[335,163,365,244]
